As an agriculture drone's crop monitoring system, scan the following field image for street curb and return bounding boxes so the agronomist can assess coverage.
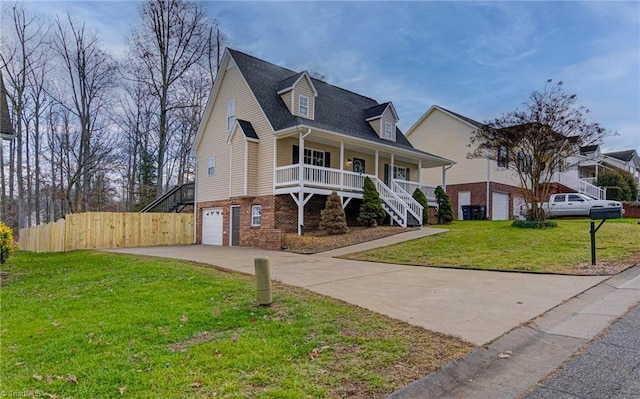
[388,264,640,399]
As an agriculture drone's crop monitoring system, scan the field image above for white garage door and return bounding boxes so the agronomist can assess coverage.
[492,192,509,220]
[202,207,223,245]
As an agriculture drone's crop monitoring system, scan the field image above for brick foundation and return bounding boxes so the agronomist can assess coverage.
[196,193,333,250]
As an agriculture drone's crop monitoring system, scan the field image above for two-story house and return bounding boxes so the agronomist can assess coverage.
[192,49,453,249]
[405,105,608,220]
[573,145,640,190]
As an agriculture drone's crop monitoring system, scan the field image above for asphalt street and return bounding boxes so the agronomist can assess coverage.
[522,304,640,399]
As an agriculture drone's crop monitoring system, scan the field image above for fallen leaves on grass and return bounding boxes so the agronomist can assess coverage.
[119,386,126,396]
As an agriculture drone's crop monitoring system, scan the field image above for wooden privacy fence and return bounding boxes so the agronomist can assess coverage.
[19,212,194,253]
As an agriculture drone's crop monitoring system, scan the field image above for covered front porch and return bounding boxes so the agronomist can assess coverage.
[272,127,452,234]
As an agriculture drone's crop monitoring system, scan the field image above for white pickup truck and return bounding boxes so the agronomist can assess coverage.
[545,193,624,217]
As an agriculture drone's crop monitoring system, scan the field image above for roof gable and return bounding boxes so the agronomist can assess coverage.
[406,105,485,138]
[365,102,398,121]
[277,70,318,97]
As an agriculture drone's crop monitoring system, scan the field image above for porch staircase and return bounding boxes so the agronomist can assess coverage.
[140,183,195,213]
[373,177,423,227]
[551,172,606,200]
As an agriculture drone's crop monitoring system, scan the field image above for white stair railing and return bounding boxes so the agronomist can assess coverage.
[552,172,606,199]
[372,177,407,227]
[390,180,423,224]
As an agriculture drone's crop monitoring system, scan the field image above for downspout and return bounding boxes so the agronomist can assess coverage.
[193,157,198,244]
[486,157,491,219]
[442,163,454,191]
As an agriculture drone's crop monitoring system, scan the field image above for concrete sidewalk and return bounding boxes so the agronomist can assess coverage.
[106,228,608,346]
[389,264,640,399]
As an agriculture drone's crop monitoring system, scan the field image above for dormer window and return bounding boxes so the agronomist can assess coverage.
[384,122,393,140]
[299,95,309,117]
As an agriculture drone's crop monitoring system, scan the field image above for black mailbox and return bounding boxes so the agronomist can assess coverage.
[590,207,622,220]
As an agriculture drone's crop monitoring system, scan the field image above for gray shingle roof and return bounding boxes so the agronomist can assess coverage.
[605,149,637,162]
[0,72,15,139]
[277,71,305,93]
[364,102,390,119]
[228,49,446,159]
[580,145,599,154]
[237,119,259,140]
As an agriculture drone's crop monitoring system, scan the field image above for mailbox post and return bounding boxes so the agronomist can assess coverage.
[589,207,623,265]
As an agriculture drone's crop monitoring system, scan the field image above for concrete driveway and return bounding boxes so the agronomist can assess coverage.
[107,229,607,345]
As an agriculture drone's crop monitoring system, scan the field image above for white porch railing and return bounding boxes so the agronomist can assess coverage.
[394,179,437,202]
[552,171,606,200]
[275,164,426,227]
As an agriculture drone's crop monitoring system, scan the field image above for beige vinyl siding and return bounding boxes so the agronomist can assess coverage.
[294,78,315,120]
[343,150,376,175]
[368,119,380,136]
[196,63,277,202]
[380,107,396,141]
[230,131,245,197]
[280,91,292,114]
[377,158,418,182]
[408,109,519,187]
[276,137,299,167]
[247,141,258,196]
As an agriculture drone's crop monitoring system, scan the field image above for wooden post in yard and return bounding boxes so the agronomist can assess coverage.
[254,257,272,306]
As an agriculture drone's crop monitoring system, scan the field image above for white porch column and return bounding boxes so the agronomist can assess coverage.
[340,142,344,189]
[298,129,311,235]
[418,160,422,186]
[375,150,379,178]
[390,153,395,183]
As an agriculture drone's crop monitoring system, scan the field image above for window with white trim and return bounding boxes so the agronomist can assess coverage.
[226,99,235,132]
[384,121,393,140]
[251,205,262,226]
[299,95,309,117]
[393,166,407,180]
[207,157,216,176]
[303,148,325,166]
[497,146,509,168]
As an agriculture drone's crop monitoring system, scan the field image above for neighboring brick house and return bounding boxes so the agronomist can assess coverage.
[405,105,607,220]
[192,49,453,249]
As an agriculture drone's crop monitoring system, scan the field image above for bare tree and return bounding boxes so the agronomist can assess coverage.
[128,0,220,195]
[52,13,118,212]
[0,4,49,231]
[470,80,609,221]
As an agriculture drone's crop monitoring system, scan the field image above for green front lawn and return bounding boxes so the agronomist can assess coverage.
[0,251,473,398]
[342,219,640,274]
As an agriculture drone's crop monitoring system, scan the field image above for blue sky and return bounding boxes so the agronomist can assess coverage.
[31,0,640,153]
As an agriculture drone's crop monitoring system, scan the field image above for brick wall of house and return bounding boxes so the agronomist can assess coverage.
[196,193,333,250]
[623,202,640,218]
[196,195,283,250]
[274,194,326,233]
[445,182,523,220]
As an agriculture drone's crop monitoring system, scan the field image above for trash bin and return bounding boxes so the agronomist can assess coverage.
[461,205,472,220]
[470,205,487,220]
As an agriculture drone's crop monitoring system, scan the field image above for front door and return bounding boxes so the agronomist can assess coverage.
[231,206,240,246]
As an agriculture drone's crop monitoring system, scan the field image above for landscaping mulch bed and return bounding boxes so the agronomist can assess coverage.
[284,226,411,254]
